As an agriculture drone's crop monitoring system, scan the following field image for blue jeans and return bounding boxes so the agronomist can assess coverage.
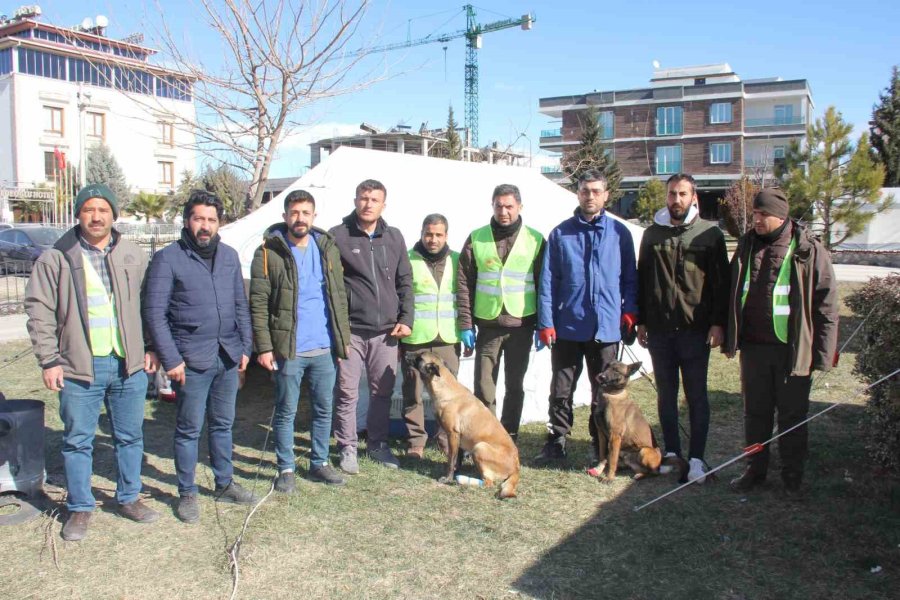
[647,329,711,460]
[173,354,238,496]
[274,353,337,470]
[58,355,148,512]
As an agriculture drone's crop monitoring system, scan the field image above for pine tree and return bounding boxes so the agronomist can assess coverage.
[446,105,463,160]
[201,164,249,222]
[561,105,622,202]
[84,143,131,207]
[633,178,666,224]
[781,106,893,249]
[870,66,900,186]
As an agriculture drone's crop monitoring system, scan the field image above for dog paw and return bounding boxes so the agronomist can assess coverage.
[600,477,615,485]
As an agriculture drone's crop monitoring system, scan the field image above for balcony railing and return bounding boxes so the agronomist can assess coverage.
[744,116,805,128]
[540,166,562,174]
[540,128,562,138]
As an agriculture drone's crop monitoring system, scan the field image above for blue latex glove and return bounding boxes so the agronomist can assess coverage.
[461,329,476,350]
[534,331,545,351]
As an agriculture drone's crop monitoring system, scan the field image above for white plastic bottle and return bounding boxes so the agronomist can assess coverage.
[455,474,484,487]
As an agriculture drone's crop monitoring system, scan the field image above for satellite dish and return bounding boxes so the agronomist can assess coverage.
[95,15,108,28]
[81,17,93,30]
[652,60,661,69]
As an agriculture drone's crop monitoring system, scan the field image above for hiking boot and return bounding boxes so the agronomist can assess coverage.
[215,481,259,505]
[308,464,346,486]
[274,471,296,494]
[534,440,567,462]
[118,499,160,523]
[730,467,766,493]
[339,447,359,475]
[407,446,425,460]
[176,495,200,524]
[688,458,708,484]
[61,511,92,541]
[367,442,400,469]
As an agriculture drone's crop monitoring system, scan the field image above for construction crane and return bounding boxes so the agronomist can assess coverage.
[355,5,534,147]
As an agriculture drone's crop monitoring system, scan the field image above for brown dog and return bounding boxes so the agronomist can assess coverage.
[409,352,520,498]
[590,360,687,484]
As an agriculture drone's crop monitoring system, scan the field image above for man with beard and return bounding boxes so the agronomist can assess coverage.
[400,214,461,458]
[457,184,545,440]
[249,190,351,491]
[635,173,729,483]
[143,190,256,523]
[725,188,838,495]
[535,171,637,463]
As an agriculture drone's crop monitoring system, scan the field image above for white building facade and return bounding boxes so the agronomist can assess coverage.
[0,15,196,222]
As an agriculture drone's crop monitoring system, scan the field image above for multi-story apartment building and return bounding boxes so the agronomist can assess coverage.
[0,9,196,222]
[538,64,813,217]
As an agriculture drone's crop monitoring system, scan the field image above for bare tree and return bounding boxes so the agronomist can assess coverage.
[154,0,375,209]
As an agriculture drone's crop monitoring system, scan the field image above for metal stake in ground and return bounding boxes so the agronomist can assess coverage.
[633,366,900,513]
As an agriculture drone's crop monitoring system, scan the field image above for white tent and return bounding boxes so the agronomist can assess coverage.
[220,147,651,427]
[834,188,900,251]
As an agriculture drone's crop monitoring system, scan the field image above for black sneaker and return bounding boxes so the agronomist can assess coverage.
[274,471,296,495]
[534,440,567,462]
[307,464,347,486]
[215,481,259,505]
[176,495,200,523]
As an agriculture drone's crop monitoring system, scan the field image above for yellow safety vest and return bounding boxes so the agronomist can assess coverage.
[471,224,542,320]
[406,250,460,345]
[83,255,125,357]
[741,237,795,343]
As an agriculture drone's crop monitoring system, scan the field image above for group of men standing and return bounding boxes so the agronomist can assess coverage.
[24,169,837,542]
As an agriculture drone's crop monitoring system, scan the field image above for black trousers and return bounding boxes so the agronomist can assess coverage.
[547,339,618,445]
[740,343,812,482]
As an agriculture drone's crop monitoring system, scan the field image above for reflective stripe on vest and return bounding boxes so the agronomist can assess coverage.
[406,250,461,345]
[471,224,541,320]
[83,255,125,357]
[741,237,796,343]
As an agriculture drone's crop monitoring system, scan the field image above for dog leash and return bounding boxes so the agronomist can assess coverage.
[633,366,900,512]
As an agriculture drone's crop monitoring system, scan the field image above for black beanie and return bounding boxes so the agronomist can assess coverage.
[752,188,789,220]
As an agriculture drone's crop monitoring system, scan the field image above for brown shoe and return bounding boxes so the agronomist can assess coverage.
[118,499,160,523]
[730,468,766,493]
[407,447,425,459]
[61,511,92,541]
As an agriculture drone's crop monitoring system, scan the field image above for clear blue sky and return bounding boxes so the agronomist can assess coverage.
[26,0,900,178]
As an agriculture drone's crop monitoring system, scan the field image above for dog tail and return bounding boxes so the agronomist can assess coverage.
[498,470,519,499]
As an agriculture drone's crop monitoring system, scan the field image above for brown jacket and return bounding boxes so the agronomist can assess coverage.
[25,227,149,383]
[456,218,545,331]
[725,220,839,376]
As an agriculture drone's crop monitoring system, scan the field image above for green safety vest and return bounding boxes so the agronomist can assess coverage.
[83,255,125,357]
[471,224,542,320]
[406,250,460,345]
[741,237,796,343]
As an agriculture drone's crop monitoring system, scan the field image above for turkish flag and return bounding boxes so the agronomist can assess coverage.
[54,147,65,170]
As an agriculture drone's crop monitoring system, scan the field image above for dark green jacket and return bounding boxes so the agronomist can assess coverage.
[637,214,730,334]
[249,224,350,360]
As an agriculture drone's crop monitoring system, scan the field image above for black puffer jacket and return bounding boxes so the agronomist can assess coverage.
[329,212,413,334]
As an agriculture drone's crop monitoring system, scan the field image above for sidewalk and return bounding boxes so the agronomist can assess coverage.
[832,264,900,282]
[0,313,28,343]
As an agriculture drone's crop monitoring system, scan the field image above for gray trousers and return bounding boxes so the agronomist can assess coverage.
[400,343,460,450]
[334,331,399,450]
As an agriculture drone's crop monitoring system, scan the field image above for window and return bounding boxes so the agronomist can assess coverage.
[710,102,732,124]
[694,78,706,85]
[155,76,192,102]
[87,112,105,141]
[710,142,732,164]
[656,145,682,174]
[159,121,174,147]
[0,48,12,75]
[68,58,112,87]
[115,67,153,94]
[656,106,683,136]
[598,111,614,139]
[44,106,64,135]
[773,145,786,160]
[44,151,57,180]
[774,104,794,126]
[17,48,66,79]
[158,161,174,186]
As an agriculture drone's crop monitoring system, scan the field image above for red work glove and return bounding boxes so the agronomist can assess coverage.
[539,327,556,348]
[620,313,637,345]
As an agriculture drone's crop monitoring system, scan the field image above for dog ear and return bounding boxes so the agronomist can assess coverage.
[423,362,441,378]
[626,362,642,377]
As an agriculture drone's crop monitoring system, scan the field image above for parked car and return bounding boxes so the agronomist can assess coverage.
[0,227,64,274]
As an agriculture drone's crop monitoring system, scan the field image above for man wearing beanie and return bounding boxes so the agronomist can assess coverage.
[25,183,160,541]
[143,190,256,522]
[724,188,838,496]
[400,214,461,459]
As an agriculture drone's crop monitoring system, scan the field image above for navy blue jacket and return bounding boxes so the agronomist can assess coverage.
[538,210,638,343]
[142,237,252,371]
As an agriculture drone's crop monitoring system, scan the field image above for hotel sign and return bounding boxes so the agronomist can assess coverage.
[0,187,56,202]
